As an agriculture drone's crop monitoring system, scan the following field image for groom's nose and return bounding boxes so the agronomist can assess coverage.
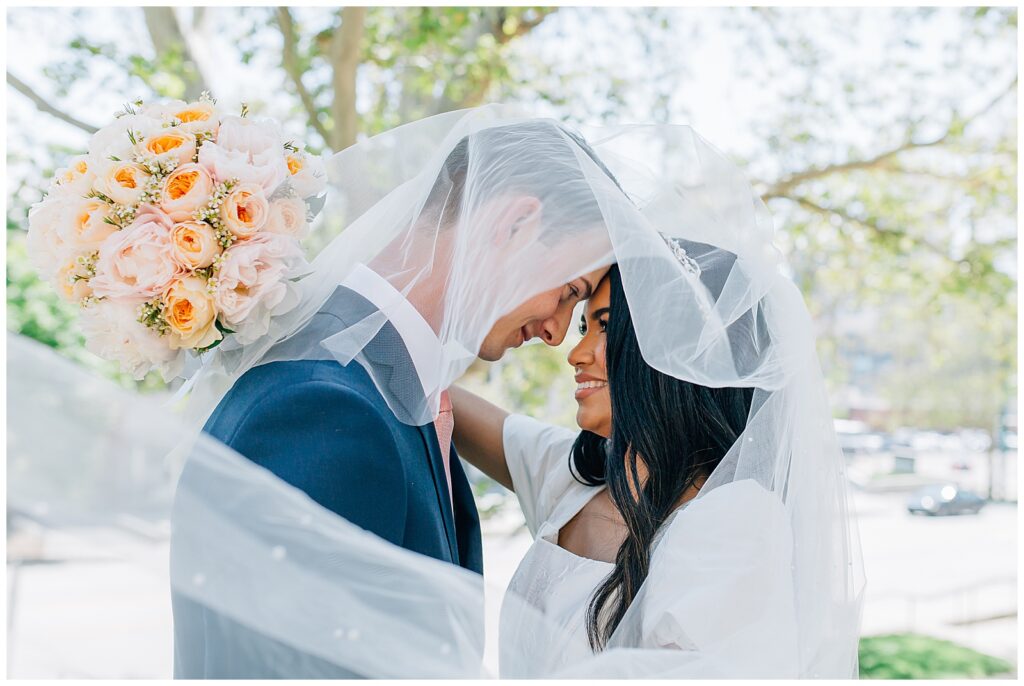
[536,307,573,346]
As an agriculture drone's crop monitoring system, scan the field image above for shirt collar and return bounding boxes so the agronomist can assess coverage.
[341,263,443,400]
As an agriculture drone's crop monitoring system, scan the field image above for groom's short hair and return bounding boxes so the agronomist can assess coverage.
[423,121,625,244]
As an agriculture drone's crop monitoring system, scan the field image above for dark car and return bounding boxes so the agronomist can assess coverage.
[907,484,985,516]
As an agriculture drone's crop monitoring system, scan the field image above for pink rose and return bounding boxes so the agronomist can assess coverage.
[91,204,184,300]
[214,233,305,343]
[160,163,214,221]
[199,116,288,194]
[264,196,310,239]
[220,182,269,239]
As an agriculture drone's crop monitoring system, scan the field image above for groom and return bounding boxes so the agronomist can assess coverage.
[171,121,614,678]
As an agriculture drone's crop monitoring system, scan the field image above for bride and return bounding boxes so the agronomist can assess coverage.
[451,253,803,677]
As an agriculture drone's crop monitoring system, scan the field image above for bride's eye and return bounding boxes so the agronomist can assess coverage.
[598,318,608,333]
[578,317,587,336]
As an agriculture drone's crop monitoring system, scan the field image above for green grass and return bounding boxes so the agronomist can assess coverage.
[859,633,1014,679]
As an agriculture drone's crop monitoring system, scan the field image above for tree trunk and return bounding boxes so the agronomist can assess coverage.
[329,7,366,151]
[142,7,209,101]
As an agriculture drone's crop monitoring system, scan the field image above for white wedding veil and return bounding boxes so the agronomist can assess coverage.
[8,106,864,678]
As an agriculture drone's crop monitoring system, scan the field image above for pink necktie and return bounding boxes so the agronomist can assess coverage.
[432,389,454,512]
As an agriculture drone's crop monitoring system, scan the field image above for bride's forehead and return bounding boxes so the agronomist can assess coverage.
[585,276,612,313]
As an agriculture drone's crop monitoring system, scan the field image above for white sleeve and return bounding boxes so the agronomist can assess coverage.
[501,414,580,537]
[634,479,801,676]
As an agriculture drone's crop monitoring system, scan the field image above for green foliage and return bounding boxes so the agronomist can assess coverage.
[858,633,1013,679]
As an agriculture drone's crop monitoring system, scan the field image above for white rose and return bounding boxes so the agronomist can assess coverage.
[283,151,328,198]
[79,299,184,381]
[198,116,289,194]
[264,196,310,239]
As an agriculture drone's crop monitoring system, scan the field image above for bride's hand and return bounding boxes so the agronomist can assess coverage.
[449,385,513,490]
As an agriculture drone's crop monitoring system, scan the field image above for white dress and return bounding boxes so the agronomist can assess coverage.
[498,414,802,678]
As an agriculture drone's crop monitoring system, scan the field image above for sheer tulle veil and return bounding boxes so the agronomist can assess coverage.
[8,105,864,678]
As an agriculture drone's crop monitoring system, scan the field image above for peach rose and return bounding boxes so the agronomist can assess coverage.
[58,197,119,252]
[93,160,152,206]
[171,101,219,137]
[163,275,221,350]
[139,129,196,167]
[264,196,310,239]
[91,205,183,300]
[170,221,222,270]
[160,163,214,221]
[220,182,269,239]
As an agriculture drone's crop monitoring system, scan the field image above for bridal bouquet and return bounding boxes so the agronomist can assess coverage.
[27,93,327,381]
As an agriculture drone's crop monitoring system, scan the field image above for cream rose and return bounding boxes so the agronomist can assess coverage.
[91,205,183,300]
[93,160,152,206]
[139,129,196,167]
[27,196,72,279]
[58,197,119,252]
[163,275,221,350]
[264,196,310,239]
[220,182,269,239]
[214,233,305,343]
[89,114,160,161]
[52,256,93,303]
[284,151,328,198]
[170,221,222,270]
[51,155,96,197]
[198,116,288,194]
[79,299,184,381]
[159,163,214,221]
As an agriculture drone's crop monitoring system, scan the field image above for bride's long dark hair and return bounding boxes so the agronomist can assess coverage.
[571,260,757,652]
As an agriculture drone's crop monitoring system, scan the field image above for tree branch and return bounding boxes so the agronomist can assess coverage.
[329,7,366,151]
[6,72,98,134]
[783,195,950,258]
[276,7,330,145]
[763,75,1018,199]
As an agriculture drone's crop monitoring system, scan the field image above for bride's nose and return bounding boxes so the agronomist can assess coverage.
[567,336,592,368]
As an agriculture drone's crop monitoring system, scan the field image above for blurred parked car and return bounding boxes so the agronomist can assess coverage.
[907,484,985,516]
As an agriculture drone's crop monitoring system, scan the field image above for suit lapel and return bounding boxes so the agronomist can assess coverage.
[301,286,461,565]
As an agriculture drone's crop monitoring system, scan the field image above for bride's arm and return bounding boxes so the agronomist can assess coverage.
[449,385,513,490]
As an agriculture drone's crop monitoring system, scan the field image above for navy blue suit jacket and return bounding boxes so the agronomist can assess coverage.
[171,286,483,678]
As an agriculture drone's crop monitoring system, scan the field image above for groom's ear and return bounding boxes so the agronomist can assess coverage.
[490,195,542,248]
